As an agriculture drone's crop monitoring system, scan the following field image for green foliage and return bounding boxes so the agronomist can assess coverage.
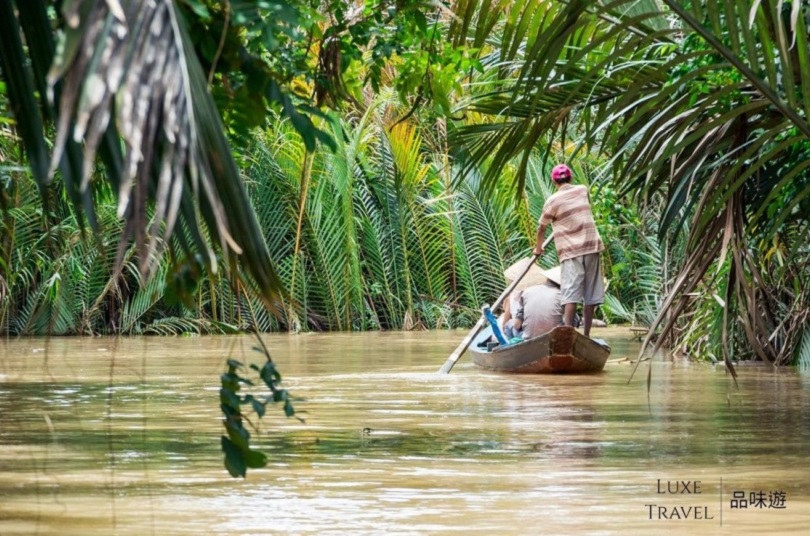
[0,0,283,304]
[180,0,472,145]
[220,340,298,478]
[0,141,247,336]
[448,0,810,364]
[2,87,661,335]
[797,327,810,369]
[4,0,805,368]
[243,94,518,331]
[1,0,476,330]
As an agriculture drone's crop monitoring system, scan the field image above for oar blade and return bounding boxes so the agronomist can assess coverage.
[438,318,485,374]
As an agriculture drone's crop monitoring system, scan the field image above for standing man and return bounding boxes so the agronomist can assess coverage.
[532,164,605,338]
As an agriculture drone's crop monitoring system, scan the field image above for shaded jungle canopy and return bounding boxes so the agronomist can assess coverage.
[1,0,809,367]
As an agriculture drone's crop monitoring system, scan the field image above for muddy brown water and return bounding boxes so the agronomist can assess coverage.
[1,327,808,535]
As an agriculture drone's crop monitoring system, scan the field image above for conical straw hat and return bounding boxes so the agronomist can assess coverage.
[503,259,563,290]
[540,265,562,286]
[503,258,548,290]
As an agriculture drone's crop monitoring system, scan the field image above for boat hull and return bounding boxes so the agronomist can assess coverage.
[469,326,610,374]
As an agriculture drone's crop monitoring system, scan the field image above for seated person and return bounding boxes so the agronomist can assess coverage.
[499,264,563,341]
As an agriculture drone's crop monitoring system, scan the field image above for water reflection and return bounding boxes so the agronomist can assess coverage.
[0,329,809,535]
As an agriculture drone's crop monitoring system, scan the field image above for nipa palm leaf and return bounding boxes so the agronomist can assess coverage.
[3,0,282,303]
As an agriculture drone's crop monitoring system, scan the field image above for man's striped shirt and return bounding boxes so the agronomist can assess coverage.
[539,184,604,262]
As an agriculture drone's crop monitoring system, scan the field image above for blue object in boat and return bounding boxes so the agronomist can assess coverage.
[482,306,507,346]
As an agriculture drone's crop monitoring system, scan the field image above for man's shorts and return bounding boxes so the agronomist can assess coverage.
[560,252,604,306]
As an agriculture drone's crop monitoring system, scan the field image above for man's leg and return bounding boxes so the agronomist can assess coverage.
[560,257,584,328]
[582,253,605,338]
[583,304,595,337]
[563,303,577,327]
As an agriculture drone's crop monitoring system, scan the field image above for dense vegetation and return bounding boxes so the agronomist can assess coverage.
[0,97,655,334]
[1,0,809,368]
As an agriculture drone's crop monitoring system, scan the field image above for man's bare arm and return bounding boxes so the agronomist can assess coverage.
[533,223,548,254]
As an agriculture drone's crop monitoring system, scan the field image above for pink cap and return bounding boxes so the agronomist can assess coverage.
[551,164,572,181]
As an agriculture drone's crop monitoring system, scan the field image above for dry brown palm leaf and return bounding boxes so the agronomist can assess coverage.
[44,0,281,297]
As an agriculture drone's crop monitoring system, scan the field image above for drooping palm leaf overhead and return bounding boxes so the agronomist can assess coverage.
[0,0,281,298]
[451,0,810,365]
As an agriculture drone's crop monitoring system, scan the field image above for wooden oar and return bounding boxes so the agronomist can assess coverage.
[438,235,553,374]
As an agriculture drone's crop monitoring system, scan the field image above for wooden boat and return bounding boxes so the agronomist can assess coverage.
[469,326,610,373]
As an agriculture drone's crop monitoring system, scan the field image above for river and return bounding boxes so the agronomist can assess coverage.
[1,327,808,535]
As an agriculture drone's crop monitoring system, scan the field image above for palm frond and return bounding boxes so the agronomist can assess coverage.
[0,0,51,193]
[452,0,810,364]
[3,0,282,302]
[796,325,810,369]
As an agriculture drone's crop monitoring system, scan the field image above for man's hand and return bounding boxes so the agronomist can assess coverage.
[534,223,549,256]
[512,318,523,331]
